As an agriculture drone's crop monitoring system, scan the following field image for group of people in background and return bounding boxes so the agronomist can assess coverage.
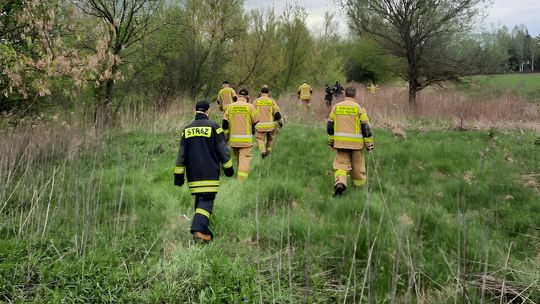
[325,81,379,107]
[174,82,283,242]
[324,81,345,107]
[174,80,375,243]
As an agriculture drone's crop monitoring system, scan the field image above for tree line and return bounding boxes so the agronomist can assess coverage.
[1,0,538,125]
[1,0,343,126]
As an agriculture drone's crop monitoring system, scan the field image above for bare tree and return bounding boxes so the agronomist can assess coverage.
[342,0,487,105]
[234,10,275,87]
[71,0,161,126]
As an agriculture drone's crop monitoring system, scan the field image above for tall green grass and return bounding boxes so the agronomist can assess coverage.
[460,73,540,102]
[1,114,539,302]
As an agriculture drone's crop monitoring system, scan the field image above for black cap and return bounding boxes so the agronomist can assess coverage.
[239,88,249,96]
[195,100,210,112]
[223,80,229,84]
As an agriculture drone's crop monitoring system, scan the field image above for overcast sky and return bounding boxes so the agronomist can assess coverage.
[244,0,540,36]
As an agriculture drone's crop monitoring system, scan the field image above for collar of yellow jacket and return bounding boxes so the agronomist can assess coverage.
[344,97,356,102]
[237,97,248,103]
[259,93,269,98]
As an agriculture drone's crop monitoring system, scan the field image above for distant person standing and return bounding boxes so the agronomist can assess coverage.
[324,84,334,107]
[217,81,237,111]
[298,81,313,110]
[367,81,379,94]
[254,86,283,158]
[327,86,374,196]
[333,81,344,97]
[174,101,234,242]
[222,89,259,181]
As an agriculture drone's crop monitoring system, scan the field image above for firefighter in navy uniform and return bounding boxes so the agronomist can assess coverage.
[174,101,234,242]
[324,84,334,107]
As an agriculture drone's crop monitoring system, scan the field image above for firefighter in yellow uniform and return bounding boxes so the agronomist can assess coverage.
[298,81,313,110]
[367,81,379,94]
[217,81,237,111]
[327,86,374,196]
[254,86,283,158]
[222,89,259,181]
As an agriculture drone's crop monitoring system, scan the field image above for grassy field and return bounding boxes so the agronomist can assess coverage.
[1,106,539,303]
[459,73,540,102]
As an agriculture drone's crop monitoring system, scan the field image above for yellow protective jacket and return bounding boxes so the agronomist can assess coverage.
[327,97,374,150]
[217,87,237,109]
[253,94,281,132]
[298,83,312,100]
[223,97,259,148]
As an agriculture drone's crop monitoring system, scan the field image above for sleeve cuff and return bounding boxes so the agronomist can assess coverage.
[222,160,233,169]
[174,166,185,174]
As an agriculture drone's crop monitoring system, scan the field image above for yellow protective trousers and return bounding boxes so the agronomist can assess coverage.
[333,149,366,187]
[301,98,311,110]
[232,147,252,181]
[255,130,275,154]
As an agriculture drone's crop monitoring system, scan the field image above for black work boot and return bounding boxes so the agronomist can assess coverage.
[334,183,346,197]
[261,152,268,158]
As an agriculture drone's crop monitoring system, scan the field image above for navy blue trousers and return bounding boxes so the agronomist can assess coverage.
[190,193,216,237]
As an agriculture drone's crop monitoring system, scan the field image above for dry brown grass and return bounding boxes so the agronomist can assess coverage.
[0,99,190,242]
[521,173,540,194]
[0,98,189,177]
[275,83,540,132]
[118,97,190,133]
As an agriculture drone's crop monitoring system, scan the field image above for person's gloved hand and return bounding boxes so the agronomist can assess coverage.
[278,120,284,128]
[366,144,374,153]
[328,138,334,147]
[174,173,184,187]
[224,166,234,177]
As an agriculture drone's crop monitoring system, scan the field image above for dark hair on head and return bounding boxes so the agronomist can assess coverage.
[345,86,356,98]
[239,88,249,96]
[261,87,269,94]
[223,80,229,84]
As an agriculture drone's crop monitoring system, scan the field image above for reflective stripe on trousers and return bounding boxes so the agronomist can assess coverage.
[191,193,216,236]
